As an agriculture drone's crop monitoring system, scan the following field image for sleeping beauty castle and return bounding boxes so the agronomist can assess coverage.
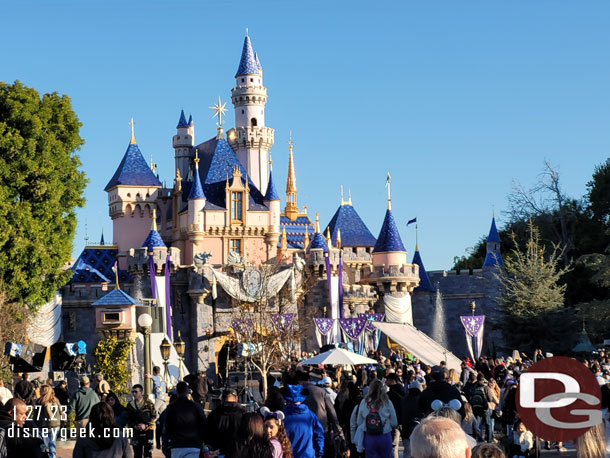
[59,34,505,378]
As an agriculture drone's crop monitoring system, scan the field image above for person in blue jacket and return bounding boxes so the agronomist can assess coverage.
[281,384,324,458]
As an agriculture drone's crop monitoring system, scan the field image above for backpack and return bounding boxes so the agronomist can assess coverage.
[365,403,384,435]
[469,386,489,413]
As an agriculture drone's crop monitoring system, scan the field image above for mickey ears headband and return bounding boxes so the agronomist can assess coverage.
[431,399,462,412]
[260,406,286,424]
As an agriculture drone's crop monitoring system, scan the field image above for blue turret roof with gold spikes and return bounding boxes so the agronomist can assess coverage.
[373,209,406,253]
[412,249,435,292]
[104,143,162,191]
[279,216,314,249]
[324,204,376,247]
[236,35,260,77]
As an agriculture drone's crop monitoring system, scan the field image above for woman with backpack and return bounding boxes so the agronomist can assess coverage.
[356,380,397,458]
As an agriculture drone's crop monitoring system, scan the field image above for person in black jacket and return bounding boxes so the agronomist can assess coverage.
[418,366,465,419]
[165,381,206,456]
[14,374,35,406]
[400,381,422,458]
[204,388,245,455]
[386,374,405,458]
[0,398,45,457]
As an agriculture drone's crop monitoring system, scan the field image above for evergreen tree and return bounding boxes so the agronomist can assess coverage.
[0,81,87,309]
[495,223,571,352]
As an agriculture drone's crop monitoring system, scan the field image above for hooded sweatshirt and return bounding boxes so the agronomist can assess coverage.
[68,385,100,420]
[283,403,324,458]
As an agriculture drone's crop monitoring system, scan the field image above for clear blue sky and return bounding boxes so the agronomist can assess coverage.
[2,1,609,269]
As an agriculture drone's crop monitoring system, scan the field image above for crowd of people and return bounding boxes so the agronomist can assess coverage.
[0,350,609,458]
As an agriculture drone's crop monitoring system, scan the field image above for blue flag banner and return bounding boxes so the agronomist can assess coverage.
[407,218,417,226]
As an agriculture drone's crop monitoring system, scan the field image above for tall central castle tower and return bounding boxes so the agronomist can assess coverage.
[227,34,274,195]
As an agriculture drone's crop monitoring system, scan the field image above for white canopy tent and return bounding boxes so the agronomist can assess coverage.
[300,348,378,366]
[372,322,462,372]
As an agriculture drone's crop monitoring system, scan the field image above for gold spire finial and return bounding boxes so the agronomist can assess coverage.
[415,223,419,252]
[348,188,352,205]
[304,225,310,248]
[175,169,182,191]
[285,131,298,219]
[385,172,392,210]
[151,208,158,231]
[129,117,136,144]
[269,151,273,172]
[326,227,332,248]
[194,148,200,168]
[113,261,120,290]
[340,185,345,206]
[337,228,342,249]
[150,154,156,174]
[315,212,320,233]
[209,96,227,139]
[281,226,287,250]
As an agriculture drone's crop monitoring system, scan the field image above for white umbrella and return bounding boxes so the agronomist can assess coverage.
[300,348,378,366]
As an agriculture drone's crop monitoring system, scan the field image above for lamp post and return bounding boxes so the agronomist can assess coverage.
[137,313,153,397]
[159,337,171,392]
[174,331,185,381]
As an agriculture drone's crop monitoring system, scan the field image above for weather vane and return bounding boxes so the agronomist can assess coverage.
[209,96,227,128]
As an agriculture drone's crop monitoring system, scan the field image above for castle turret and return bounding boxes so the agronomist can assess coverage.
[105,118,162,262]
[173,109,195,180]
[228,34,274,193]
[482,216,503,268]
[264,157,281,260]
[186,150,206,264]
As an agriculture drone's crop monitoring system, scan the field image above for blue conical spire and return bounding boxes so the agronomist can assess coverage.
[235,35,260,77]
[142,209,166,250]
[188,114,193,127]
[487,217,501,243]
[254,52,262,72]
[188,151,205,200]
[100,230,105,245]
[412,249,434,292]
[177,110,188,128]
[264,170,279,201]
[373,209,406,253]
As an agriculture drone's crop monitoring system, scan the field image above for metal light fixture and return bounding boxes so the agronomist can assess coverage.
[160,337,171,392]
[174,331,185,381]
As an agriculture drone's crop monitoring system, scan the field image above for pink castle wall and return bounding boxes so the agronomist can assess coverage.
[113,204,153,254]
[246,237,267,265]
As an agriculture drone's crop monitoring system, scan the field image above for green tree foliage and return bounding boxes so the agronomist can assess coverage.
[587,158,610,226]
[93,337,133,397]
[495,224,571,353]
[0,81,87,309]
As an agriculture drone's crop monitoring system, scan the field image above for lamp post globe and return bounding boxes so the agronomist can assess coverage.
[174,331,185,381]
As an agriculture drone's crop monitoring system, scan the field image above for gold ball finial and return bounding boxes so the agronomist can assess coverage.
[194,148,200,167]
[129,117,136,145]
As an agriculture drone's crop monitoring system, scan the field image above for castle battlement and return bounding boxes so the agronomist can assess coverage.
[227,126,274,150]
[126,246,181,274]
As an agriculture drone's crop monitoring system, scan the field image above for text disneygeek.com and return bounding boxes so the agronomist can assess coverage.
[6,423,133,441]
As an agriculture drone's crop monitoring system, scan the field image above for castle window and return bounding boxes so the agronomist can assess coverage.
[231,191,243,223]
[242,109,244,114]
[251,118,258,127]
[230,239,242,256]
[250,78,253,82]
[241,78,244,83]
